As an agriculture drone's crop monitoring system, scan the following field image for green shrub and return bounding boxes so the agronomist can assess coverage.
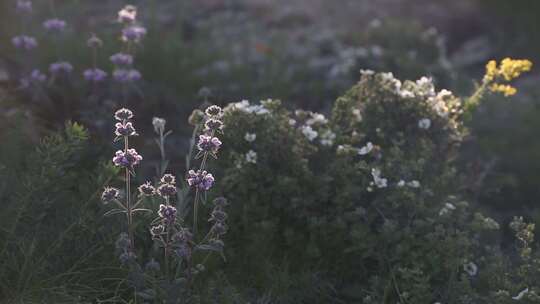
[213,72,501,302]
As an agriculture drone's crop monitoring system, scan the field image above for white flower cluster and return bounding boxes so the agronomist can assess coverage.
[245,150,257,164]
[427,89,455,118]
[305,112,328,126]
[301,125,318,141]
[370,168,388,190]
[319,130,336,146]
[418,118,431,130]
[225,99,270,115]
[463,261,478,276]
[439,202,456,216]
[397,179,421,188]
[244,133,256,142]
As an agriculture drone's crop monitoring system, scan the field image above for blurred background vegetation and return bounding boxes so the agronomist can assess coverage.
[1,0,540,302]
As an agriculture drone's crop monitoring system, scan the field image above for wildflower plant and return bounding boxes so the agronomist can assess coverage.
[466,58,533,115]
[213,66,531,301]
[101,105,228,301]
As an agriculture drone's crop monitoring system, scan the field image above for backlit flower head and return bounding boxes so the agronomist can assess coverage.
[49,61,73,75]
[114,108,133,121]
[83,68,107,82]
[113,68,141,83]
[118,5,137,23]
[112,149,142,168]
[187,170,214,191]
[121,25,146,43]
[138,181,155,196]
[12,35,37,50]
[152,117,166,134]
[110,53,133,66]
[197,134,222,154]
[101,187,120,203]
[150,225,165,237]
[43,18,67,32]
[115,121,137,137]
[160,174,176,185]
[158,204,177,222]
[157,183,177,197]
[205,105,223,117]
[204,119,224,132]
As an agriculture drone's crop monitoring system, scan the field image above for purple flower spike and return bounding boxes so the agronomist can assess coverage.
[110,53,133,66]
[16,0,32,14]
[12,35,37,50]
[197,134,222,154]
[187,170,215,191]
[158,204,177,222]
[30,69,47,83]
[83,68,107,82]
[121,25,147,43]
[113,68,141,83]
[114,121,137,137]
[43,18,67,32]
[113,148,142,168]
[114,108,133,121]
[49,61,73,75]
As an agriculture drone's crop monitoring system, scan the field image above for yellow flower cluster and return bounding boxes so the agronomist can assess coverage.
[484,58,533,96]
[490,84,517,97]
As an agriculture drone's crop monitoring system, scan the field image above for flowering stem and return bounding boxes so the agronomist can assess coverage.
[193,189,200,237]
[124,135,134,250]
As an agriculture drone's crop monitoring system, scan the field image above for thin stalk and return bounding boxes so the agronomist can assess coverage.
[192,129,215,236]
[124,135,134,250]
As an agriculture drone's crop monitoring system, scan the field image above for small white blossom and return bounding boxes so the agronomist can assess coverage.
[463,261,478,276]
[352,108,363,122]
[227,100,269,115]
[371,168,388,188]
[358,142,373,155]
[415,76,436,97]
[118,5,137,23]
[397,180,405,187]
[360,69,374,76]
[245,150,257,164]
[306,113,328,126]
[288,119,296,126]
[301,125,318,141]
[152,117,166,134]
[399,89,415,98]
[418,118,431,130]
[439,202,456,216]
[244,133,256,142]
[407,180,421,188]
[320,130,336,146]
